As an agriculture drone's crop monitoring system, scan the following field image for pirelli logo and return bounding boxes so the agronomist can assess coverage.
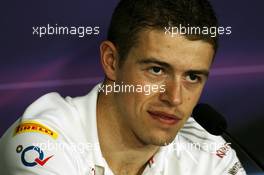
[14,121,58,139]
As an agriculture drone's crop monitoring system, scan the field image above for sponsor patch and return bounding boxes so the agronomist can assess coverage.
[16,145,53,167]
[216,143,231,158]
[228,162,243,175]
[14,120,58,139]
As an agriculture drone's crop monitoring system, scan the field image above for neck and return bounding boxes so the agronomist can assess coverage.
[97,85,159,175]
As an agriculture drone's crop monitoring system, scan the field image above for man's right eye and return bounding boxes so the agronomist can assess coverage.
[148,66,164,75]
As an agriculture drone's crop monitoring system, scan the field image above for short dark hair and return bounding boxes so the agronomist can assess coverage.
[107,0,218,66]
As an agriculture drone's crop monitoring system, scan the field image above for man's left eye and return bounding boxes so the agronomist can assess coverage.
[186,74,200,83]
[148,67,163,75]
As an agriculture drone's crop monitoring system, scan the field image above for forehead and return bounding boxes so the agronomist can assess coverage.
[129,29,215,69]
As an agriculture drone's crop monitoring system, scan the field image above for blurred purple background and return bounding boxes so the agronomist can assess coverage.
[0,0,263,173]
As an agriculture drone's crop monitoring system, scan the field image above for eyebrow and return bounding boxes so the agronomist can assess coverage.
[136,57,171,69]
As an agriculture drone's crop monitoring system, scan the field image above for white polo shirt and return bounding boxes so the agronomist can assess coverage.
[0,84,246,175]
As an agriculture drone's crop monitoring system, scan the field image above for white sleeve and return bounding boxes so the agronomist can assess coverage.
[0,121,80,175]
[0,93,81,175]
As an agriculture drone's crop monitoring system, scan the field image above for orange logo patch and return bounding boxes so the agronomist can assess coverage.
[14,121,58,139]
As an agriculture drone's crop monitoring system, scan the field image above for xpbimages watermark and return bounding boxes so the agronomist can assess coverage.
[165,24,232,37]
[32,24,100,38]
[98,82,166,95]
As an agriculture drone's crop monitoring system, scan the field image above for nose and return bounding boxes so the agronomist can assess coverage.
[159,79,183,106]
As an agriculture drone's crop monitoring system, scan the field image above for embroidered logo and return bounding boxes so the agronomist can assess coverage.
[17,145,54,167]
[14,120,58,139]
[216,143,231,158]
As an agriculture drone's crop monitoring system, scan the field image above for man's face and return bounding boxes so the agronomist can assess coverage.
[113,30,214,146]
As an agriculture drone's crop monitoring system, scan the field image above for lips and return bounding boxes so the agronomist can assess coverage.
[147,110,181,125]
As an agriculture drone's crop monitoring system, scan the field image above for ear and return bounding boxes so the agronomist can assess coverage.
[100,41,119,81]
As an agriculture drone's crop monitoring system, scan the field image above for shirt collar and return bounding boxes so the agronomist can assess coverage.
[81,83,109,168]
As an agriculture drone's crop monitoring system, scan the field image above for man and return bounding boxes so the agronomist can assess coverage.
[0,0,246,174]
